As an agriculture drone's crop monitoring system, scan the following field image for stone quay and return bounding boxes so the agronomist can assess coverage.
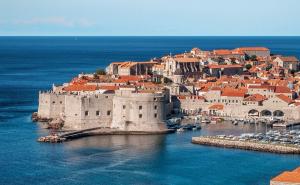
[192,136,300,154]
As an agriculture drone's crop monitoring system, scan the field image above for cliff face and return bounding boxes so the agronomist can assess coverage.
[37,90,168,132]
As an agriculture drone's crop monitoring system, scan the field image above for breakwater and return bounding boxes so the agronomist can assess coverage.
[192,136,300,154]
[38,127,175,143]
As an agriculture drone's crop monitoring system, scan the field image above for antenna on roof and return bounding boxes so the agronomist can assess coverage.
[170,52,172,57]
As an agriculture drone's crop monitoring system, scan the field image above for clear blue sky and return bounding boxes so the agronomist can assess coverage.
[1,0,299,36]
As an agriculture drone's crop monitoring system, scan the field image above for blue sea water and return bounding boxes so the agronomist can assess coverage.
[1,36,300,185]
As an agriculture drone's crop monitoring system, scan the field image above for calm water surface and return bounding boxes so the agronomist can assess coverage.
[1,36,300,185]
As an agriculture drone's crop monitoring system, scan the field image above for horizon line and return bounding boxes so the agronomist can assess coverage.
[1,35,300,37]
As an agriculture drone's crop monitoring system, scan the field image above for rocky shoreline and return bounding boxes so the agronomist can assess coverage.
[192,136,300,154]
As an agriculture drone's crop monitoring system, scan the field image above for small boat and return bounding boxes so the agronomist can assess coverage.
[177,128,184,132]
[210,120,217,124]
[201,119,210,124]
[193,125,202,131]
[182,124,194,130]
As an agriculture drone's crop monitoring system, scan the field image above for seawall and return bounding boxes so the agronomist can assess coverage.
[192,136,300,154]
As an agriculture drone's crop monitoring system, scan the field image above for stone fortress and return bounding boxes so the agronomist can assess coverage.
[37,46,300,132]
[38,86,170,132]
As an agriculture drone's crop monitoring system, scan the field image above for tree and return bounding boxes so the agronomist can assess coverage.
[245,64,252,70]
[250,55,257,61]
[266,64,273,71]
[290,69,296,76]
[95,69,106,75]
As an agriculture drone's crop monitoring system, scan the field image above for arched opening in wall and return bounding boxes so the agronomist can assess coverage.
[248,109,259,117]
[273,110,284,117]
[261,110,272,117]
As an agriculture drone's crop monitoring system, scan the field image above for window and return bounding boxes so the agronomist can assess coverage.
[139,114,142,118]
[107,111,111,116]
[154,113,157,118]
[96,111,100,116]
[60,101,62,104]
[123,105,126,109]
[85,111,89,116]
[52,101,55,104]
[154,98,157,101]
[105,96,109,98]
[154,105,157,110]
[139,106,142,110]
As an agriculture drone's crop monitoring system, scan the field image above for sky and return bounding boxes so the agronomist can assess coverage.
[0,0,300,36]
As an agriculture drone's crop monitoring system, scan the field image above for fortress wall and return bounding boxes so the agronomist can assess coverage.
[64,94,113,130]
[180,99,207,113]
[64,95,84,129]
[37,92,65,119]
[112,91,167,131]
[38,92,51,118]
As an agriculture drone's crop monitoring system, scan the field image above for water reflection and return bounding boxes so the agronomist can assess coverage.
[65,134,167,154]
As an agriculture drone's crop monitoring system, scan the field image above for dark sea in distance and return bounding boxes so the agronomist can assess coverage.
[1,36,300,185]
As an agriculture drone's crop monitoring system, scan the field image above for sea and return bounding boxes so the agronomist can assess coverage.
[1,36,300,185]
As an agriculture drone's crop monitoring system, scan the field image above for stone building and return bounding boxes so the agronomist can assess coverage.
[111,88,168,131]
[273,56,299,71]
[207,64,243,78]
[106,61,157,76]
[164,56,202,77]
[234,47,270,57]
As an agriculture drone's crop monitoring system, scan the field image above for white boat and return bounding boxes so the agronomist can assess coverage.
[177,128,184,132]
[201,119,210,124]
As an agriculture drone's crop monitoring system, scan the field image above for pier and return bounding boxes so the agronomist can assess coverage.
[273,121,300,128]
[192,136,300,154]
[38,127,175,143]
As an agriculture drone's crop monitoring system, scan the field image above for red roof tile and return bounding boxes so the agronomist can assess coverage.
[209,104,224,110]
[276,94,293,104]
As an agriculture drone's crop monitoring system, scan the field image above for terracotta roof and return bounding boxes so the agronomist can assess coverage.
[278,56,299,62]
[276,94,294,104]
[208,64,243,69]
[243,94,266,102]
[272,170,300,183]
[209,104,224,110]
[293,167,300,173]
[174,57,200,63]
[274,86,291,93]
[64,84,97,92]
[119,62,136,68]
[210,86,222,91]
[248,85,275,91]
[112,75,148,83]
[235,47,269,51]
[221,88,247,97]
[98,86,119,91]
[213,49,232,55]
